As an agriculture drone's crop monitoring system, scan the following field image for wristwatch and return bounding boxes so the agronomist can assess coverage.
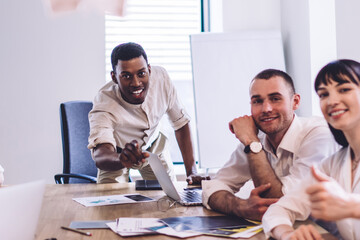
[244,141,263,154]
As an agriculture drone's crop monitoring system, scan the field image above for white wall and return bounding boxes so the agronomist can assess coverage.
[221,0,338,117]
[280,1,312,117]
[280,0,337,117]
[222,0,281,32]
[335,0,360,61]
[309,0,337,116]
[0,0,105,184]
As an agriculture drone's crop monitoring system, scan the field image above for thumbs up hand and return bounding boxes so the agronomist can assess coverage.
[306,165,353,221]
[311,165,331,182]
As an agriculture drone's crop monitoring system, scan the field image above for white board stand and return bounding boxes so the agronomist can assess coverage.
[190,31,285,169]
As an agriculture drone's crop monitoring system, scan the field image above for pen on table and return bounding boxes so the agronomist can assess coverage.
[61,226,92,236]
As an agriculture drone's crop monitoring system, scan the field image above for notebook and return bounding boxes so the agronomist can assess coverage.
[147,153,202,206]
[0,180,45,240]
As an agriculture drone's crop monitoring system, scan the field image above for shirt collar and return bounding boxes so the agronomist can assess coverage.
[114,83,143,110]
[276,114,300,153]
[262,114,300,154]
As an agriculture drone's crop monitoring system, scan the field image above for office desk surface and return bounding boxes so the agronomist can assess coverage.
[35,183,336,240]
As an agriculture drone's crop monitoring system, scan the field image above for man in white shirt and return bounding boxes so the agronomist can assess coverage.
[202,69,339,221]
[88,42,206,184]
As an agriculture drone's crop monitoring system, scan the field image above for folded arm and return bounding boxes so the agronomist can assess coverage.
[229,115,283,198]
[208,184,278,221]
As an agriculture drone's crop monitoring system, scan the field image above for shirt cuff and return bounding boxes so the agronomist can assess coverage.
[262,205,293,239]
[88,130,117,150]
[202,179,234,209]
[170,109,190,131]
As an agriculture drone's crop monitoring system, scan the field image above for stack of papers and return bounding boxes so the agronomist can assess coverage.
[194,225,263,238]
[107,216,262,238]
[106,218,161,237]
[106,218,201,238]
[161,216,262,238]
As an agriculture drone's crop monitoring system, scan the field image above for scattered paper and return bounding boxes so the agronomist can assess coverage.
[106,216,261,239]
[198,225,263,238]
[153,225,202,238]
[107,218,162,237]
[116,218,163,232]
[73,194,154,207]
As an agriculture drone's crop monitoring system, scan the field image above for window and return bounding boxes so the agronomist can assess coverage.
[105,0,202,165]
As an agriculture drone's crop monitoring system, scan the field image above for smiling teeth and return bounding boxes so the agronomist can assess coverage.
[263,118,276,122]
[133,89,143,95]
[330,110,346,116]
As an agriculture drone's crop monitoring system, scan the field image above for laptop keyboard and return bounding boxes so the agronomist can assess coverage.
[179,190,202,203]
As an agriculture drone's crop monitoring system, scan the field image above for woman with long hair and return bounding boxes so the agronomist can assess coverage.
[262,59,360,240]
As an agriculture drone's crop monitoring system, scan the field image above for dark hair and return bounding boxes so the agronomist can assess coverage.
[314,59,360,147]
[111,42,148,73]
[252,69,296,95]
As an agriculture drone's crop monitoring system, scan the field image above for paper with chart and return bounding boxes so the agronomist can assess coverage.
[73,194,155,207]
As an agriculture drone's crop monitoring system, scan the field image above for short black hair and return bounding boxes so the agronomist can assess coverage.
[314,59,360,147]
[111,42,148,73]
[252,69,296,95]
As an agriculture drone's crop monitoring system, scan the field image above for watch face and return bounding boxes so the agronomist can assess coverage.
[250,142,262,153]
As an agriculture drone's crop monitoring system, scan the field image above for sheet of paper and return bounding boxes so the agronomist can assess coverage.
[107,218,163,237]
[153,225,202,238]
[194,225,262,238]
[116,218,163,232]
[160,215,256,231]
[107,222,150,236]
[69,220,112,229]
[73,194,154,207]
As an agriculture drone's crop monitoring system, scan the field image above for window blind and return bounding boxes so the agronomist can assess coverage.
[104,0,202,164]
[105,0,201,82]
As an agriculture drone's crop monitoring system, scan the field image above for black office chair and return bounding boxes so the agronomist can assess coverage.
[54,101,98,184]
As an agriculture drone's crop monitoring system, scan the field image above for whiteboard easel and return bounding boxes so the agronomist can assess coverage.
[190,31,285,169]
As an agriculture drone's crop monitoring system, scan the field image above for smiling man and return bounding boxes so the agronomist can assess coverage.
[88,42,206,184]
[202,69,339,221]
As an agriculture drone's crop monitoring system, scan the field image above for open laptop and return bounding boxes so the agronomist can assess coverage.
[0,180,45,240]
[147,153,202,206]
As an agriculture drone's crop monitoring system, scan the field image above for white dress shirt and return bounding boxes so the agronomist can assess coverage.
[263,147,360,240]
[202,115,339,209]
[88,66,190,182]
[88,65,190,150]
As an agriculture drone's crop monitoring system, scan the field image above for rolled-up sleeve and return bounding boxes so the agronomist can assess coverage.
[159,67,190,131]
[202,145,251,209]
[202,179,235,209]
[87,109,117,150]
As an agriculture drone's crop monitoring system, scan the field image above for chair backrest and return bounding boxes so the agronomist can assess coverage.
[60,101,97,183]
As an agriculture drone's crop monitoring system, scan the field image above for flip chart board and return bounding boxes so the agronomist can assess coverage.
[190,31,285,168]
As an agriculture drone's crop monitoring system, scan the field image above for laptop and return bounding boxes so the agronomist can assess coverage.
[147,153,202,206]
[0,180,45,240]
[135,179,162,190]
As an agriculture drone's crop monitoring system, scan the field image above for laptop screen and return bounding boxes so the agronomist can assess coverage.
[0,180,45,240]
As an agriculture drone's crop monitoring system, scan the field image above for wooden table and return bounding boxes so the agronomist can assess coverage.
[35,183,336,240]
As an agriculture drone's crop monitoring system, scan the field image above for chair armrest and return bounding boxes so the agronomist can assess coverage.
[54,173,97,184]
